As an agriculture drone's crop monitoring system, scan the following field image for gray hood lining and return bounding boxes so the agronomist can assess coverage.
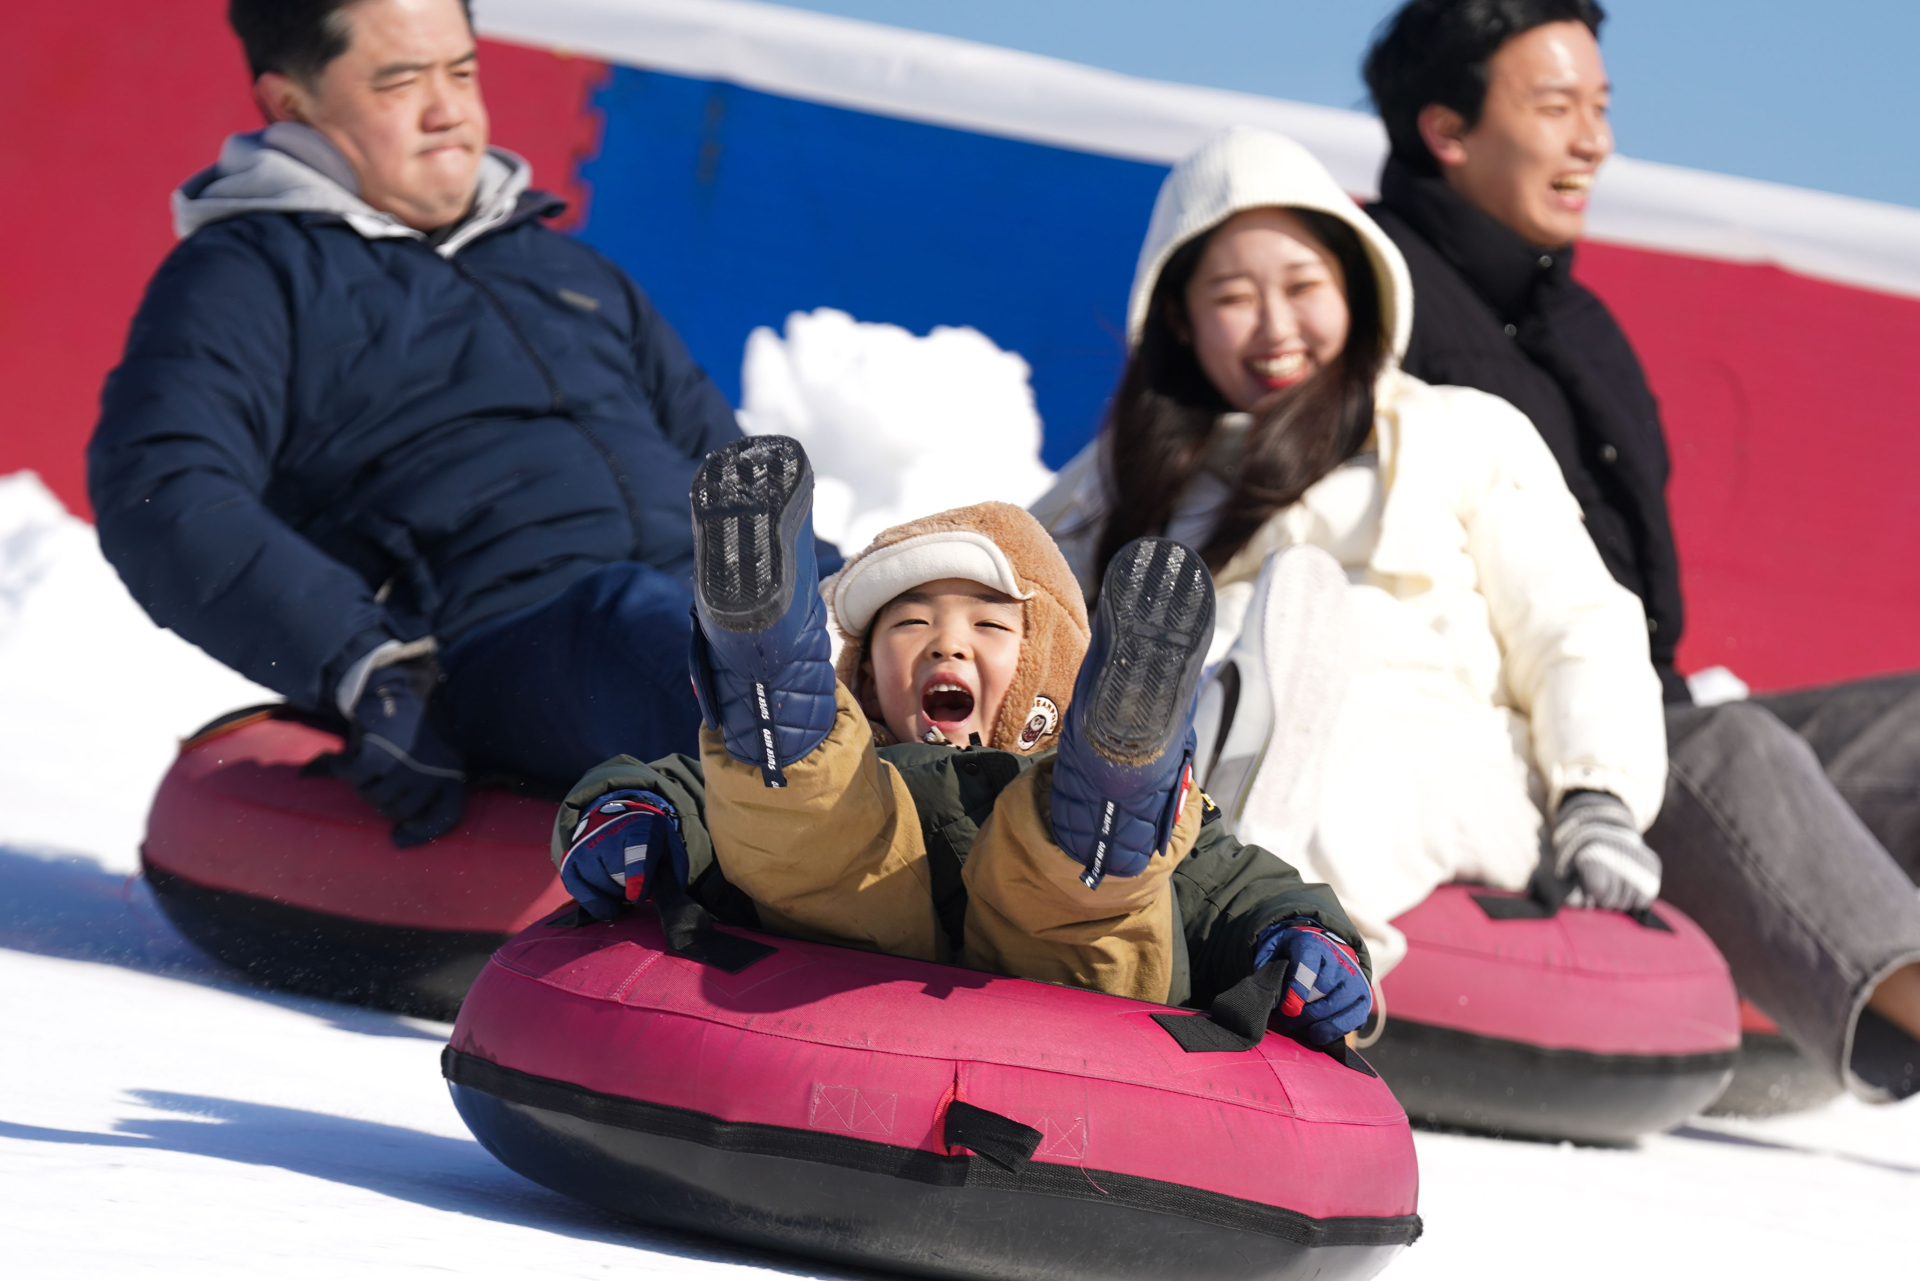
[173,122,533,258]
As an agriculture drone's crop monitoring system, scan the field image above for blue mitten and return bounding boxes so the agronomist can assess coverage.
[558,790,690,921]
[1254,919,1371,1046]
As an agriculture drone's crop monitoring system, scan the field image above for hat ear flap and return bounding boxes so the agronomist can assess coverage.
[986,580,1087,754]
[843,629,899,746]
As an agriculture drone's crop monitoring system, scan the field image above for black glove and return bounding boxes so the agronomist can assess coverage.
[337,659,465,848]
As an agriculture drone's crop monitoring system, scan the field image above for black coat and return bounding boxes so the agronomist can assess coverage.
[89,193,743,710]
[1367,159,1690,703]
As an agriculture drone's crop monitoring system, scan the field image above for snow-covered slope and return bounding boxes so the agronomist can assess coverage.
[2,469,1916,1278]
[0,473,274,860]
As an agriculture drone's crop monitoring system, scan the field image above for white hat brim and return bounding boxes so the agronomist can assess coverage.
[829,531,1034,638]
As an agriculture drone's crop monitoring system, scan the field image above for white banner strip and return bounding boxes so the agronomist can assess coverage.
[476,0,1920,299]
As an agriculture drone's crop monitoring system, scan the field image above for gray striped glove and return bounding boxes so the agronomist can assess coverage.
[1552,790,1661,912]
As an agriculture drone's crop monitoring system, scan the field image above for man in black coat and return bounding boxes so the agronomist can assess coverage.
[1362,0,1920,1101]
[89,0,834,844]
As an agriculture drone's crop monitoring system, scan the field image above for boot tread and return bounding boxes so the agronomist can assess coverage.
[692,437,810,632]
[1085,539,1215,764]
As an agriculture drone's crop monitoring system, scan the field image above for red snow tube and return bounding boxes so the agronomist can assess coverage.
[1361,885,1740,1143]
[142,706,568,1017]
[445,908,1423,1281]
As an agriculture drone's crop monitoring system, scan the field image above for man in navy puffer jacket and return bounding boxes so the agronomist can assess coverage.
[90,0,833,845]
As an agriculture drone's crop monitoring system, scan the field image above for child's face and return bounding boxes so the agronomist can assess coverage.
[865,578,1025,746]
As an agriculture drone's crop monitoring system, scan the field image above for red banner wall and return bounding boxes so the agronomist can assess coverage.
[1577,247,1920,689]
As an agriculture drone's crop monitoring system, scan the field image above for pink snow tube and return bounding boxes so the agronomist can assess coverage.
[445,907,1423,1281]
[1363,885,1741,1142]
[142,707,568,1017]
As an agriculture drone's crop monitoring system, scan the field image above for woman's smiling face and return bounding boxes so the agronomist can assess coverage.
[863,578,1025,746]
[1181,207,1352,413]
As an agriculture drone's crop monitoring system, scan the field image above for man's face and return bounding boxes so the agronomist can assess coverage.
[1419,20,1612,248]
[260,0,488,230]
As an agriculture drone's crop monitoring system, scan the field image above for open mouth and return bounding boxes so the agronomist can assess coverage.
[1251,351,1309,390]
[921,679,976,726]
[1551,172,1594,201]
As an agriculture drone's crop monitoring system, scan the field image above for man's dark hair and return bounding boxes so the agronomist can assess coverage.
[229,0,474,83]
[1364,0,1606,175]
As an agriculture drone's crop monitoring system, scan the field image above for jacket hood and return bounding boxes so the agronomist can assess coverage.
[824,502,1091,756]
[1126,127,1413,365]
[173,122,534,257]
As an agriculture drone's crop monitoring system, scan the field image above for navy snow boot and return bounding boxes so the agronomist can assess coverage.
[688,435,837,787]
[1051,537,1216,888]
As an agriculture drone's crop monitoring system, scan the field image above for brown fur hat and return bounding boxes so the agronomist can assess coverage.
[827,502,1090,754]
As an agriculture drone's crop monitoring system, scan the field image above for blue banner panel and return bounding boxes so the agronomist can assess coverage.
[575,65,1170,467]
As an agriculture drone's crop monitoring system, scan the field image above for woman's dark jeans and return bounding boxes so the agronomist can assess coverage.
[1652,672,1920,1101]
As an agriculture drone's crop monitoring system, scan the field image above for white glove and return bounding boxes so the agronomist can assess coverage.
[1552,790,1662,912]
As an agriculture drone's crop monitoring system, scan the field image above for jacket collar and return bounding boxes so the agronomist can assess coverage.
[174,124,551,257]
[1377,156,1574,318]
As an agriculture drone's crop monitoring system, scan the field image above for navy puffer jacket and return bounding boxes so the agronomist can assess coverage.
[91,150,741,710]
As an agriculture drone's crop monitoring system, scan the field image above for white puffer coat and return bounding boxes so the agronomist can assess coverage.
[1032,128,1666,972]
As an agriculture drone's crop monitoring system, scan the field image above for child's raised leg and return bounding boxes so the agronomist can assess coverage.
[689,436,939,961]
[701,685,940,961]
[962,758,1203,1002]
[964,537,1216,1001]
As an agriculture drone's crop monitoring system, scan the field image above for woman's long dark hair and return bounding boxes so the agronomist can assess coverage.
[1092,208,1386,580]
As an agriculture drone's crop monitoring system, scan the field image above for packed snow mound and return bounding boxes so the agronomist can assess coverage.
[739,308,1056,554]
[0,472,273,865]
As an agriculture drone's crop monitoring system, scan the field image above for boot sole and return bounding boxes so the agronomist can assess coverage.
[1084,539,1215,766]
[691,436,813,633]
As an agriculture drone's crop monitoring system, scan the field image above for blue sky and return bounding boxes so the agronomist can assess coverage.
[769,1,1920,209]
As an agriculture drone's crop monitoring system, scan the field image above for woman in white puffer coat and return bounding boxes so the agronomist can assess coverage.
[1033,127,1666,974]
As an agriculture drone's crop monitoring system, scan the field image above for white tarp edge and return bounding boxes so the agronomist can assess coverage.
[475,0,1920,300]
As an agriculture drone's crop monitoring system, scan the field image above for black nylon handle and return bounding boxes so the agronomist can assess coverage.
[944,1100,1042,1172]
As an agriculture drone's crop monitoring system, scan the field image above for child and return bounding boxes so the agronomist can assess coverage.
[555,436,1371,1045]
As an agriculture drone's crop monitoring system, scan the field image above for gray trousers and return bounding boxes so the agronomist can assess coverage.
[1651,672,1920,1101]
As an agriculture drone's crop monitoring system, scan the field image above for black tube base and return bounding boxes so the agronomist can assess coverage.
[144,858,504,1020]
[1367,1018,1736,1145]
[446,1055,1415,1281]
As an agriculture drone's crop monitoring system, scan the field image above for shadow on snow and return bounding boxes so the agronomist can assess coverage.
[1669,1123,1920,1178]
[0,1091,888,1278]
[0,842,443,1041]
